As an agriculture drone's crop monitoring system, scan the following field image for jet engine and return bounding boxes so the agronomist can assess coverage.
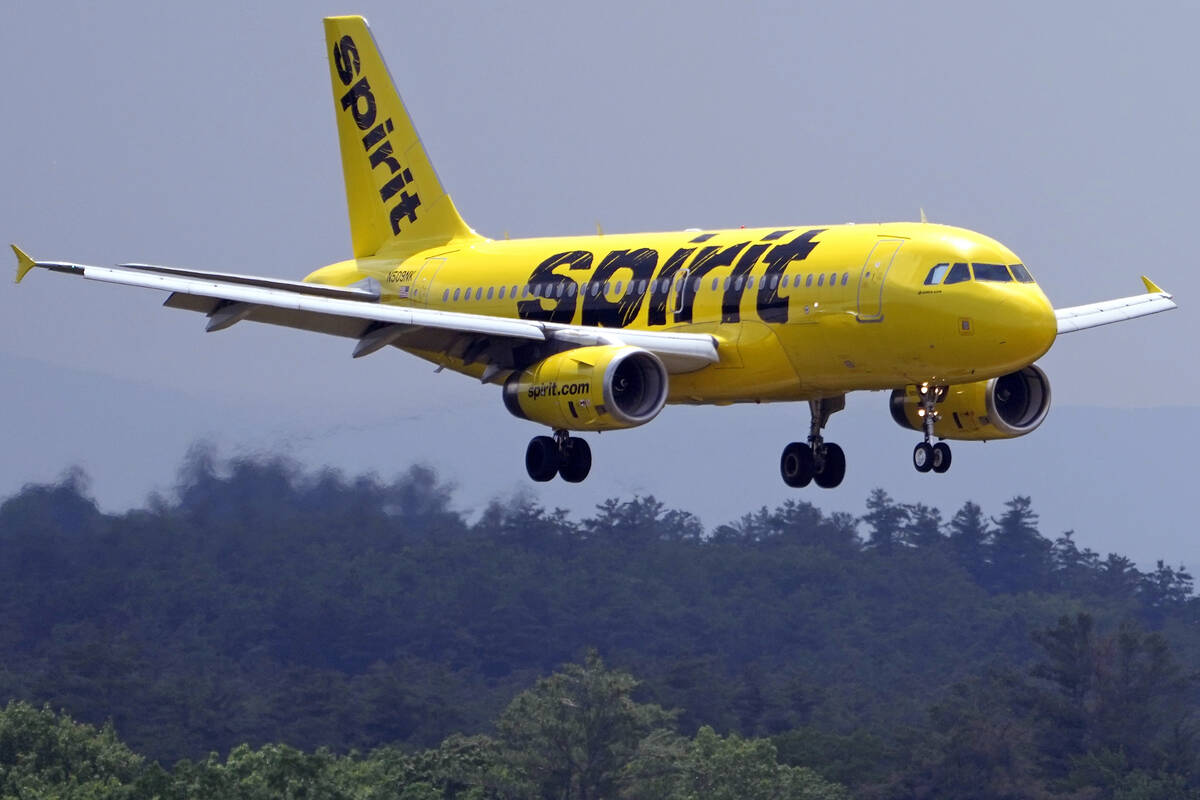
[890,365,1051,441]
[503,345,668,431]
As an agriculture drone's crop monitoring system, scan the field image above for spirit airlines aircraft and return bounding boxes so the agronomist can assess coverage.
[12,16,1177,488]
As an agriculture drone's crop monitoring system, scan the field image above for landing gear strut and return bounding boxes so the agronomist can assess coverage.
[912,384,952,474]
[525,430,592,483]
[780,396,847,489]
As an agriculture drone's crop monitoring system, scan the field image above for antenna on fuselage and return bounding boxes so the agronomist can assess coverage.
[919,207,929,223]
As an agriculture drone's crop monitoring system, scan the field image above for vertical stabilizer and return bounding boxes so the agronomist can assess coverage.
[324,16,476,257]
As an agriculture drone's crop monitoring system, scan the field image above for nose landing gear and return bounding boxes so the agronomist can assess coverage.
[780,396,847,489]
[912,384,952,474]
[525,430,592,483]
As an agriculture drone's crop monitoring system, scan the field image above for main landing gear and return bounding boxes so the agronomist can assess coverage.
[525,430,592,483]
[912,384,952,474]
[780,396,847,489]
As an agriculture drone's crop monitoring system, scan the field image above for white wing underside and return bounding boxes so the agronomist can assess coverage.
[25,260,719,375]
[1054,288,1176,334]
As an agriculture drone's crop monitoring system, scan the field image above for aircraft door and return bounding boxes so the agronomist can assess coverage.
[412,257,445,306]
[856,240,902,322]
[672,268,691,318]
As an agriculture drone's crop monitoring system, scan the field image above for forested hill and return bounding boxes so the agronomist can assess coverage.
[1,449,1198,797]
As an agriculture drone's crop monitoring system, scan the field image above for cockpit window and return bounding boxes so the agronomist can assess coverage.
[944,262,971,284]
[923,263,950,285]
[973,263,1012,282]
[1009,263,1035,283]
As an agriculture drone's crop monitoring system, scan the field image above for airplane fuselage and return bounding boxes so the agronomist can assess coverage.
[307,221,1058,404]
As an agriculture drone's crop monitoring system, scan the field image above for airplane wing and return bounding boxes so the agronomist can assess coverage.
[11,246,719,375]
[1054,276,1176,334]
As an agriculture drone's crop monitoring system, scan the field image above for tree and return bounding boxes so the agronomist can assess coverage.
[622,726,849,800]
[988,496,1051,593]
[947,500,990,582]
[902,502,944,550]
[861,489,908,555]
[1027,614,1200,789]
[0,701,157,799]
[496,651,675,800]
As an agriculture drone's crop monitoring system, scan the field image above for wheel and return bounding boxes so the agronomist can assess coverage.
[525,436,560,482]
[559,437,592,483]
[780,442,814,487]
[814,442,846,488]
[913,442,934,473]
[931,442,952,473]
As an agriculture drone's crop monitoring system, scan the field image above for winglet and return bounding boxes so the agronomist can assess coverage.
[1141,275,1168,295]
[11,245,36,284]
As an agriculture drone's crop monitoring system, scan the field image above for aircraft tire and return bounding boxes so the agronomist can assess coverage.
[559,437,592,483]
[931,442,952,473]
[913,442,934,473]
[780,442,814,488]
[814,443,846,489]
[525,436,560,482]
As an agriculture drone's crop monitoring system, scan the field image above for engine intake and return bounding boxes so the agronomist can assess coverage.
[890,365,1051,441]
[503,345,668,431]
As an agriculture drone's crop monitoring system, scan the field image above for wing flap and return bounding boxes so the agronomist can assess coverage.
[1055,278,1176,334]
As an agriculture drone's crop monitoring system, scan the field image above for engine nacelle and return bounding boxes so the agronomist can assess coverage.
[890,365,1051,441]
[503,345,668,431]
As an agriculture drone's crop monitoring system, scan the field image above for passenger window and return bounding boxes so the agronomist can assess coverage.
[806,274,813,287]
[637,280,646,294]
[734,276,744,291]
[511,285,518,297]
[567,283,577,297]
[711,277,719,291]
[817,274,824,287]
[828,273,836,285]
[475,287,483,300]
[747,276,755,289]
[452,288,460,301]
[486,287,494,300]
[521,285,529,298]
[498,286,506,300]
[723,277,731,290]
[923,263,950,285]
[841,272,849,286]
[944,262,971,284]
[770,275,779,290]
[603,281,611,295]
[442,289,450,302]
[1009,263,1035,283]
[973,263,1012,282]
[692,277,701,291]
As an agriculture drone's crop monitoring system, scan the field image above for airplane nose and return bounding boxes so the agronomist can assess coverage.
[1003,289,1057,359]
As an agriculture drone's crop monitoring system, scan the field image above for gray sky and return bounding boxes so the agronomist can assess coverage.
[1,2,1196,565]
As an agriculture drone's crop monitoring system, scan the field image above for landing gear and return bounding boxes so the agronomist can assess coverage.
[912,384,952,475]
[525,430,592,483]
[525,436,559,482]
[559,437,592,483]
[780,396,846,489]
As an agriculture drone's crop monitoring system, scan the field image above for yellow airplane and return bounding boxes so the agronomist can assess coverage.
[12,15,1177,488]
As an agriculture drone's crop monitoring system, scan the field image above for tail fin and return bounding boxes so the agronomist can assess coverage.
[324,16,476,258]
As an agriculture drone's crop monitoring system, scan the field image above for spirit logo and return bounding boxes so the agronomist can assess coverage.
[332,35,422,234]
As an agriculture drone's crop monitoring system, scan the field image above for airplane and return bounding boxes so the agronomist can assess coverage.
[11,15,1177,489]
